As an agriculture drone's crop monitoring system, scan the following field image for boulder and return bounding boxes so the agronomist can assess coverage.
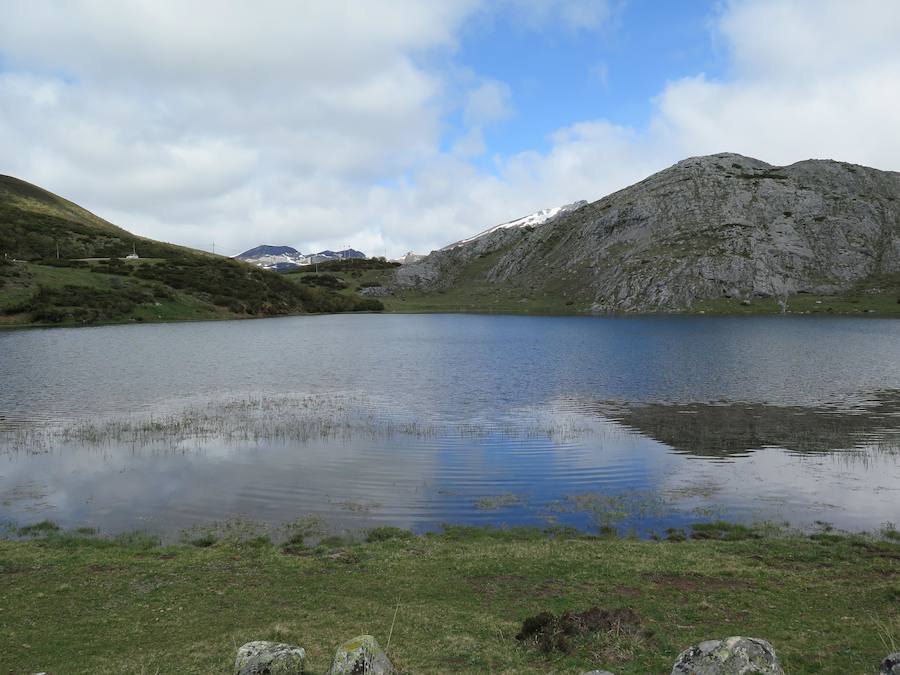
[671,637,783,674]
[329,635,395,675]
[581,671,616,674]
[235,641,306,675]
[881,653,900,674]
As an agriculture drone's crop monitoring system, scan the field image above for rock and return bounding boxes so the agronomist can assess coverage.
[881,652,900,674]
[235,641,306,675]
[391,153,900,313]
[329,635,395,675]
[358,285,392,297]
[671,636,783,674]
[581,671,616,674]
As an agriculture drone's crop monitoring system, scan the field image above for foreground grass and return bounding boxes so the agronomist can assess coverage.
[1,527,898,674]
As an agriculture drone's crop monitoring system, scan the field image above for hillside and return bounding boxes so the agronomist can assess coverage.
[0,176,382,326]
[389,153,900,315]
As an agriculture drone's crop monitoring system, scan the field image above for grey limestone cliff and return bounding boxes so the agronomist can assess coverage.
[392,153,900,312]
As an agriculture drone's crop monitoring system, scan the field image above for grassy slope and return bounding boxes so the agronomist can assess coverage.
[385,250,900,316]
[0,260,226,326]
[0,176,380,326]
[1,527,898,674]
[385,248,586,315]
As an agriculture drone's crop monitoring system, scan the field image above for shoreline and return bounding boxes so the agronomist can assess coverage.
[2,304,899,330]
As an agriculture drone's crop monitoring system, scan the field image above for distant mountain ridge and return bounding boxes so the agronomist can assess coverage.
[235,245,366,270]
[392,153,900,313]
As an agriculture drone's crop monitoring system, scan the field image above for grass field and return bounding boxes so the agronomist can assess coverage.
[2,524,898,674]
[384,286,900,317]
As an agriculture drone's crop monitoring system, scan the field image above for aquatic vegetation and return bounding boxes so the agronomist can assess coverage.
[475,494,523,510]
[0,392,614,454]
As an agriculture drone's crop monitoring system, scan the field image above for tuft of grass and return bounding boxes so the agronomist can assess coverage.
[366,526,414,543]
[881,524,900,542]
[111,531,161,550]
[690,521,762,541]
[17,520,60,536]
[280,533,306,554]
[664,528,687,542]
[475,494,523,510]
[189,534,218,548]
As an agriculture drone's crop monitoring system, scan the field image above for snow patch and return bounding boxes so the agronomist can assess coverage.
[443,200,587,250]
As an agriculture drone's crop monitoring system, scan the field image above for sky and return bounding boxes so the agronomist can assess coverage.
[1,0,900,258]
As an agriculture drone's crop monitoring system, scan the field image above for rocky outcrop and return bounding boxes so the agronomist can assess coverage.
[329,634,396,675]
[358,285,392,297]
[235,641,305,674]
[671,636,783,674]
[882,652,900,674]
[392,153,900,312]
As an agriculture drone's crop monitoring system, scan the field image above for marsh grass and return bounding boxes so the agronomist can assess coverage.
[3,393,898,471]
[476,494,524,510]
[545,491,670,532]
[0,393,606,455]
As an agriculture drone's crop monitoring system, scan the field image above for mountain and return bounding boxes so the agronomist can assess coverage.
[234,245,307,270]
[235,245,366,270]
[441,200,587,250]
[316,248,366,259]
[391,153,900,314]
[0,176,383,325]
[392,251,426,265]
[237,244,302,258]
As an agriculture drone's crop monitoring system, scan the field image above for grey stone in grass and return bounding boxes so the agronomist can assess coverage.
[329,634,396,675]
[235,640,306,675]
[671,636,784,674]
[581,671,616,674]
[881,653,900,675]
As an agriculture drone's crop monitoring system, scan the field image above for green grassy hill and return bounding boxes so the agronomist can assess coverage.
[0,175,382,326]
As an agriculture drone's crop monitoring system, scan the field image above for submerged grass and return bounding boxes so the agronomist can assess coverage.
[0,393,601,454]
[0,525,898,674]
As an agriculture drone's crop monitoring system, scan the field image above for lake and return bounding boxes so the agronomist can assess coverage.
[1,313,898,539]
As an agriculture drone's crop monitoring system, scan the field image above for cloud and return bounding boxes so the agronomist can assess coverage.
[499,0,613,31]
[653,0,900,169]
[1,0,898,258]
[463,80,513,128]
[437,0,900,248]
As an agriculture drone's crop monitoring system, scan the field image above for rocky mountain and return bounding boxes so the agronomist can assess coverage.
[441,200,588,250]
[235,245,366,270]
[392,153,900,313]
[234,245,306,270]
[392,251,425,265]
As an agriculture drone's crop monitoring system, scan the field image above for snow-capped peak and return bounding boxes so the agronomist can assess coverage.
[443,200,587,250]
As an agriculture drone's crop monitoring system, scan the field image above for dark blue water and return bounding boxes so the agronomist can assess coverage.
[1,314,898,538]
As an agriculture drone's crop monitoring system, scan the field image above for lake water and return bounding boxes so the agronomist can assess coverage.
[1,314,899,539]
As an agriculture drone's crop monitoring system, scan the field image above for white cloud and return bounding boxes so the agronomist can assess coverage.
[1,0,898,258]
[499,0,613,31]
[463,80,513,128]
[653,0,900,169]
